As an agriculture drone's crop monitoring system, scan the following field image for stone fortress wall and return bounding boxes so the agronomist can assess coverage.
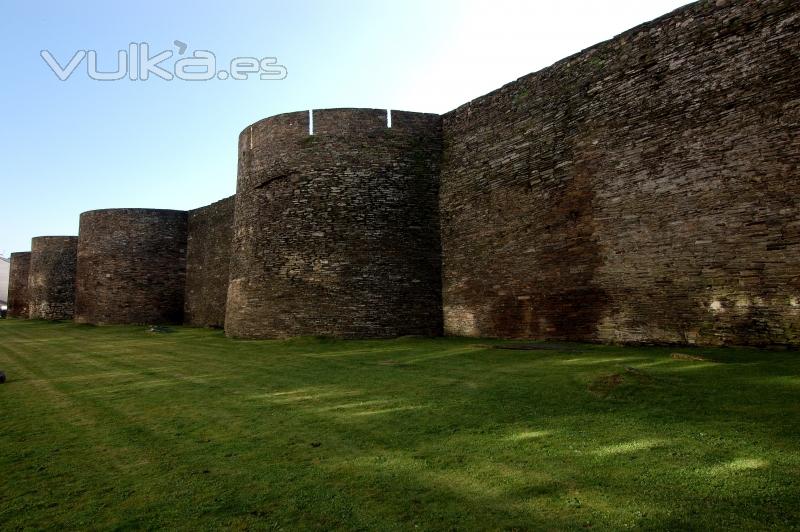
[439,0,800,346]
[185,196,235,328]
[27,237,78,320]
[226,109,443,338]
[7,252,31,318]
[74,209,189,325]
[6,0,800,346]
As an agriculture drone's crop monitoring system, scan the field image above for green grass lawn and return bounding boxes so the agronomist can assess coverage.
[0,320,798,530]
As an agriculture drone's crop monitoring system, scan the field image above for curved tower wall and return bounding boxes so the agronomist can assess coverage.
[184,195,235,328]
[28,237,78,320]
[8,252,32,318]
[75,209,188,325]
[226,108,443,338]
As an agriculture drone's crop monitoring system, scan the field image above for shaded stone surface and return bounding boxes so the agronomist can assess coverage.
[28,236,78,320]
[226,108,443,338]
[439,0,800,346]
[75,209,188,325]
[7,252,31,318]
[184,195,235,328]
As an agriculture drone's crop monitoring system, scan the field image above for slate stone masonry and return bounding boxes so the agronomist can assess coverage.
[7,252,32,318]
[225,109,444,338]
[74,209,188,325]
[6,0,799,346]
[27,237,78,320]
[184,195,235,328]
[439,0,800,346]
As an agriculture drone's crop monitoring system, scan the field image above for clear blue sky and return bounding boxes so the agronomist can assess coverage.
[0,0,689,256]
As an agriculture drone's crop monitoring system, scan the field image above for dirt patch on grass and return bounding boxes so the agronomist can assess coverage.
[624,366,654,382]
[589,366,657,397]
[588,373,624,397]
[671,352,710,362]
[493,343,576,352]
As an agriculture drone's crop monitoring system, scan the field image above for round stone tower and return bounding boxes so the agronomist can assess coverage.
[74,209,188,325]
[8,251,32,318]
[28,236,78,320]
[225,108,444,338]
